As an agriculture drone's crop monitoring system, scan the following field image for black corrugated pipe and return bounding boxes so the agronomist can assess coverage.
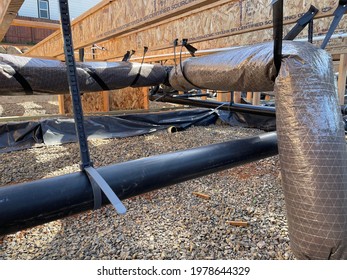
[0,132,278,235]
[149,93,276,117]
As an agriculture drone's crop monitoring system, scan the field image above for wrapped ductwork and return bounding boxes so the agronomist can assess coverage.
[0,54,168,95]
[170,41,347,260]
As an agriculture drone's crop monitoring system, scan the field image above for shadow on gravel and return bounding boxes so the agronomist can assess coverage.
[0,103,25,117]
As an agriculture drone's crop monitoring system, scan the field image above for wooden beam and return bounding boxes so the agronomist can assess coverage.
[338,54,347,106]
[0,0,25,41]
[102,91,110,112]
[217,91,231,102]
[142,87,149,110]
[26,0,225,57]
[58,95,65,114]
[26,0,342,60]
[11,18,60,30]
[233,92,242,104]
[252,92,261,106]
[86,1,343,62]
[246,92,253,103]
[89,40,347,64]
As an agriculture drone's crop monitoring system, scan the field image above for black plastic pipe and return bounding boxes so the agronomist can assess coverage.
[149,94,276,117]
[0,132,278,235]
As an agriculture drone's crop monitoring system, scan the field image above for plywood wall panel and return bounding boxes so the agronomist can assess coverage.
[109,87,148,111]
[26,0,222,57]
[83,0,342,61]
[63,92,105,114]
[26,0,345,60]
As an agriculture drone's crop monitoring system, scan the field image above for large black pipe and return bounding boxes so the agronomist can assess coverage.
[149,93,276,117]
[0,132,278,235]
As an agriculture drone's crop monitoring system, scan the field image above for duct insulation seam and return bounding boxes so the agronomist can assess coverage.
[169,41,347,260]
[0,54,169,95]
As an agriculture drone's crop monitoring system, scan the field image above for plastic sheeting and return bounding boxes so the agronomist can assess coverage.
[217,110,276,132]
[0,109,217,152]
[0,54,168,95]
[169,41,347,260]
[0,109,276,153]
[0,122,42,153]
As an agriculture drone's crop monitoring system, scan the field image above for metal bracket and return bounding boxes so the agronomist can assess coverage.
[321,1,347,49]
[284,5,319,40]
[58,0,126,215]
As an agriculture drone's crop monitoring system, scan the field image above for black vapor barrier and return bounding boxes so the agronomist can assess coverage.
[218,110,276,132]
[0,109,232,153]
[0,122,43,152]
[0,109,276,153]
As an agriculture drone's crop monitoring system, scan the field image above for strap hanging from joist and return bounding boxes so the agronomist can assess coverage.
[130,46,148,86]
[272,0,283,77]
[321,0,347,49]
[179,39,201,88]
[58,0,126,214]
[173,38,179,75]
[122,50,135,62]
[284,5,319,41]
[308,18,314,43]
[182,39,197,57]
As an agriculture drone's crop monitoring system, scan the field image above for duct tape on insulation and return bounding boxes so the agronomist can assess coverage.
[169,41,347,259]
[0,54,169,95]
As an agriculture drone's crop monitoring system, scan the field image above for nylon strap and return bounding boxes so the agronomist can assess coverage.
[130,46,148,86]
[85,68,110,91]
[13,70,33,95]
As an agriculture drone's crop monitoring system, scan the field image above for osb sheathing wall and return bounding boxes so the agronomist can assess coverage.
[86,0,343,61]
[109,87,148,111]
[26,0,221,58]
[116,15,347,63]
[27,0,343,60]
[63,92,105,114]
[62,88,148,114]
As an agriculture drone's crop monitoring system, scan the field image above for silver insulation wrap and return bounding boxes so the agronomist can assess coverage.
[169,41,347,259]
[0,54,168,95]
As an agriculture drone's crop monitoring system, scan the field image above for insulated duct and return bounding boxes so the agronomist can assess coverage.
[0,54,168,95]
[169,41,347,260]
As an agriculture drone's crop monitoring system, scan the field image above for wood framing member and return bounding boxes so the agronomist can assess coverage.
[26,0,225,57]
[246,92,253,103]
[58,95,65,115]
[11,18,60,30]
[142,87,149,110]
[233,92,241,104]
[94,2,344,61]
[217,91,231,102]
[28,0,339,60]
[252,92,261,106]
[0,0,25,41]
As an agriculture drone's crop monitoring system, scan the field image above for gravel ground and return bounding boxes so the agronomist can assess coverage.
[0,100,294,260]
[0,96,59,117]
